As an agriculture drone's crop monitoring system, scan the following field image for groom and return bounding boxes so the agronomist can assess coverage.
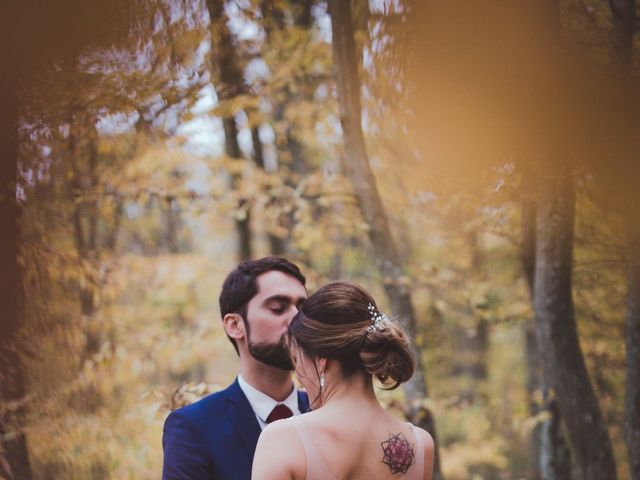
[162,257,309,479]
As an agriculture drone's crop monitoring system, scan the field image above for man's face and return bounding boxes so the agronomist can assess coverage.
[244,270,307,370]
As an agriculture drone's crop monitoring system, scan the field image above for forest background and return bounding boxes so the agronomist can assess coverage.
[1,1,639,479]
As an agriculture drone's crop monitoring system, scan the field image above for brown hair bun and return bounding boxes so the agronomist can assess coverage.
[360,318,415,389]
[288,281,414,389]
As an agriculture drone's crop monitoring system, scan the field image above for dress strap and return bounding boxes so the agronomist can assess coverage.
[408,423,425,480]
[291,416,336,480]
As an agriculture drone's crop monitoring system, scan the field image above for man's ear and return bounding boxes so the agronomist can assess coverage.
[223,313,245,341]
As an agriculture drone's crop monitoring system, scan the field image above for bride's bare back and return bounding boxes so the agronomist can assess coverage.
[252,281,435,480]
[253,383,434,480]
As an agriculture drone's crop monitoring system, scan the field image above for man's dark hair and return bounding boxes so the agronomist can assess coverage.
[219,256,306,353]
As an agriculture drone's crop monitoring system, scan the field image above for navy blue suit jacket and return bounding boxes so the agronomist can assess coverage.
[162,379,309,480]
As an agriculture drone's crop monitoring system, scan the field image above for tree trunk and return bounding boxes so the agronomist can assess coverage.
[207,0,253,261]
[105,195,123,251]
[525,2,581,477]
[165,196,181,254]
[539,396,572,480]
[450,230,488,404]
[329,0,426,401]
[70,134,101,360]
[0,23,33,477]
[522,188,537,295]
[625,222,640,480]
[533,167,617,480]
[608,2,639,477]
[522,169,572,480]
[524,325,543,480]
[609,0,636,70]
[0,2,134,474]
[251,126,266,170]
[523,194,545,480]
[328,1,442,478]
[250,119,285,255]
[259,0,315,257]
[222,115,252,261]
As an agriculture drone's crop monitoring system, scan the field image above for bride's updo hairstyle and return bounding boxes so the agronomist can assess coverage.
[288,281,414,389]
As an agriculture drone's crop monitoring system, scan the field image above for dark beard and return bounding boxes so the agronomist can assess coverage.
[248,335,293,371]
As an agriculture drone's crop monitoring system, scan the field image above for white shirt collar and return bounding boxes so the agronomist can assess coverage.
[237,374,300,429]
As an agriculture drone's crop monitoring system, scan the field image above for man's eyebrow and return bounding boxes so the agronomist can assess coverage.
[262,294,306,305]
[262,294,294,304]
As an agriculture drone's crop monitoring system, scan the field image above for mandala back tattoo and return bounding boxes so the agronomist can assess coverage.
[380,432,415,474]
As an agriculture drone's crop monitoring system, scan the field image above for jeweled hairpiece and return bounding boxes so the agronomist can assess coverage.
[367,303,389,333]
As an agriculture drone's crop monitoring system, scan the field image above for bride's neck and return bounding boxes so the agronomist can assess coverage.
[321,372,379,408]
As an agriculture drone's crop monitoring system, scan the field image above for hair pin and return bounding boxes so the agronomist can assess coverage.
[367,303,389,333]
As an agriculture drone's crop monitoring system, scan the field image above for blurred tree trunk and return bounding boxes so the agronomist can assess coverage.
[522,169,571,480]
[524,327,543,480]
[279,0,314,180]
[450,230,488,404]
[0,25,33,478]
[523,2,576,476]
[249,116,285,255]
[610,0,636,69]
[105,195,123,251]
[625,222,640,480]
[328,1,442,478]
[539,396,572,480]
[222,116,252,261]
[164,166,186,254]
[70,134,101,359]
[165,196,181,254]
[533,167,617,480]
[328,0,426,401]
[260,0,315,255]
[1,2,139,477]
[261,0,313,176]
[608,2,639,477]
[522,187,544,480]
[206,0,252,261]
[250,125,266,170]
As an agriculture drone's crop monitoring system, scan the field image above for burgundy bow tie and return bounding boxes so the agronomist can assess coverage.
[266,404,293,423]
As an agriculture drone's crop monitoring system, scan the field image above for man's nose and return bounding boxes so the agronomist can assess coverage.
[288,305,299,323]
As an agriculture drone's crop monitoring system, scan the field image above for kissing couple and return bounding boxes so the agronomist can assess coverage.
[163,256,434,480]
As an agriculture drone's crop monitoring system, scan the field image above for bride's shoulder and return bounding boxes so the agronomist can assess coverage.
[412,425,434,447]
[262,416,298,438]
[258,417,301,448]
[252,418,305,480]
[410,425,435,480]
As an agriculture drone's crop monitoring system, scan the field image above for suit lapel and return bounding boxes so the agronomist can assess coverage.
[223,379,310,464]
[224,379,262,461]
[297,390,310,413]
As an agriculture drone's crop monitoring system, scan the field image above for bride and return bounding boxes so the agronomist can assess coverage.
[252,281,434,480]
